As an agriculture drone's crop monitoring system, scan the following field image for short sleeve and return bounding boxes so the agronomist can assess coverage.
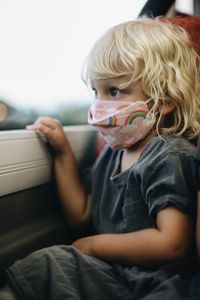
[143,152,196,217]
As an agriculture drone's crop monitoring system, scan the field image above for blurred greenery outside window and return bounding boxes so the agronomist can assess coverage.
[0,0,147,130]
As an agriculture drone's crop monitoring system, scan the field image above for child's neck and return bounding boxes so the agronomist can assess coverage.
[120,130,157,173]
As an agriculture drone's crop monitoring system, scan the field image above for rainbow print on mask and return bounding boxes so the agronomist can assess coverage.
[108,115,117,126]
[108,105,129,126]
[88,99,155,150]
[112,143,132,150]
[125,110,147,125]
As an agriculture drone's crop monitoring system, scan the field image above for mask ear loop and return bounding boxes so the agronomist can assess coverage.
[145,98,161,134]
[145,98,158,118]
[149,98,172,139]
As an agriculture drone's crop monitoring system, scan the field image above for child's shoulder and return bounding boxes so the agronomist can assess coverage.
[145,134,196,157]
[139,134,196,169]
[137,135,196,189]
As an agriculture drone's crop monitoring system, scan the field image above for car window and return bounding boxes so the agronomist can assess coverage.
[176,0,194,15]
[0,0,147,130]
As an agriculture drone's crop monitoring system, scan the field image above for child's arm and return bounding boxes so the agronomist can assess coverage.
[27,117,92,227]
[73,206,192,266]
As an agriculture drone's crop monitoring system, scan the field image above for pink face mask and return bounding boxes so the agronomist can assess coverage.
[88,99,156,150]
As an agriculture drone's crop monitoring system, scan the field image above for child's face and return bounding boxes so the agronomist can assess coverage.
[91,76,148,103]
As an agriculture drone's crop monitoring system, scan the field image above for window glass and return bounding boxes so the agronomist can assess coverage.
[0,0,147,129]
[176,0,194,15]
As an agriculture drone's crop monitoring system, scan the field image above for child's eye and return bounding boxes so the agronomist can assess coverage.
[110,87,122,98]
[92,88,97,98]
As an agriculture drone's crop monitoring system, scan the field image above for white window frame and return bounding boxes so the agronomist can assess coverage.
[0,126,96,197]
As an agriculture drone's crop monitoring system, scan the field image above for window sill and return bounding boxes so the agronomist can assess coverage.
[0,125,96,197]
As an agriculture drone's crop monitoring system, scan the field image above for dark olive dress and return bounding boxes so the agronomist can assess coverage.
[6,134,199,300]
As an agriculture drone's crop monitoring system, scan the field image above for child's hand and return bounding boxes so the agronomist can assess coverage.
[26,116,71,155]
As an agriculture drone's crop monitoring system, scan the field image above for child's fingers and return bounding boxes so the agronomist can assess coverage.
[35,117,61,131]
[36,124,55,143]
[26,124,37,130]
[26,117,61,131]
[26,117,65,149]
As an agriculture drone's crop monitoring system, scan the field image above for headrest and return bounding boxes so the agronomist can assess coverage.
[163,16,200,56]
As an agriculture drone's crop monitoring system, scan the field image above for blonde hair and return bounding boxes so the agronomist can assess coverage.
[82,18,200,140]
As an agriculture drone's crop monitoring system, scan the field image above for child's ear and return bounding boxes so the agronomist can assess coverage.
[159,99,176,116]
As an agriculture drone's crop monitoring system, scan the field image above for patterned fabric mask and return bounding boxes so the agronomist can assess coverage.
[88,99,156,150]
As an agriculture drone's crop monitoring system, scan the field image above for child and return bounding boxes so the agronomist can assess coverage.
[2,18,200,299]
